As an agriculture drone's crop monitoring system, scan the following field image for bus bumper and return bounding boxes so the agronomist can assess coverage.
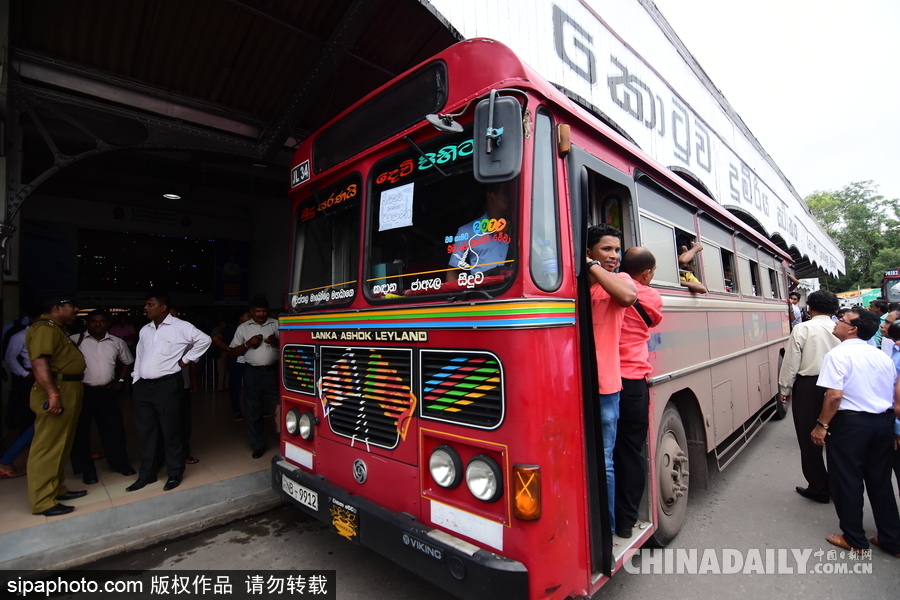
[271,456,528,600]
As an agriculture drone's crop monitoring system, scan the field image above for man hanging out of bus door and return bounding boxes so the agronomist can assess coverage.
[614,247,663,538]
[585,224,637,533]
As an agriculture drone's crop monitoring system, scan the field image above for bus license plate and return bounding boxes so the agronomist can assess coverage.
[282,477,318,511]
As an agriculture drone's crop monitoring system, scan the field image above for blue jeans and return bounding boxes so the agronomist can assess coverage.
[599,392,620,532]
[1,425,34,465]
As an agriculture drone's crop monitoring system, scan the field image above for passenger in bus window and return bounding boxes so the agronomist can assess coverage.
[789,292,803,329]
[615,247,663,539]
[585,224,637,533]
[777,290,840,505]
[677,241,708,294]
[724,263,735,293]
[446,183,512,280]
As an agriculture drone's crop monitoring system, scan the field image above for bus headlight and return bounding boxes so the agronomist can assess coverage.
[285,408,301,436]
[298,411,316,441]
[465,455,503,502]
[429,445,462,489]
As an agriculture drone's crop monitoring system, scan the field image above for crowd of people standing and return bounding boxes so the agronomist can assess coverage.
[0,293,279,517]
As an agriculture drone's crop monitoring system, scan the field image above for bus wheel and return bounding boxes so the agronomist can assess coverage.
[651,404,689,547]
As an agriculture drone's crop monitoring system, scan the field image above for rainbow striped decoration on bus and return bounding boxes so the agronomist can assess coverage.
[420,351,504,428]
[279,299,576,330]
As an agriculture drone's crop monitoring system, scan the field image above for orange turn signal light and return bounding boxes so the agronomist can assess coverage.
[513,465,541,520]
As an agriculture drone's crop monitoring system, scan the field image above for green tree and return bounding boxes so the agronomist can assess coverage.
[805,181,900,292]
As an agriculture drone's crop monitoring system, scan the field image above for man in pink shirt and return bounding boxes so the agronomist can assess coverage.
[586,224,637,533]
[614,247,663,538]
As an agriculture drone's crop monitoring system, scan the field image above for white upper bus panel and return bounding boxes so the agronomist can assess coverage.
[425,0,844,277]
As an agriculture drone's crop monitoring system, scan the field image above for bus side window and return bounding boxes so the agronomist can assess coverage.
[530,110,560,291]
[759,266,773,299]
[721,248,737,293]
[639,215,679,284]
[737,256,761,297]
[770,269,783,299]
[701,241,726,292]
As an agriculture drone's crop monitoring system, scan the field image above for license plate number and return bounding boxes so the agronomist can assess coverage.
[282,477,318,511]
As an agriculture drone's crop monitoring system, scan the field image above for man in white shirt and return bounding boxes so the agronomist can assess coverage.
[777,290,840,503]
[70,310,135,484]
[3,309,39,434]
[230,298,279,459]
[127,293,210,492]
[813,308,900,556]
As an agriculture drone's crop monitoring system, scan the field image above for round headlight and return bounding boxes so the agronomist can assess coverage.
[466,455,503,502]
[298,411,315,441]
[429,445,463,489]
[285,408,300,436]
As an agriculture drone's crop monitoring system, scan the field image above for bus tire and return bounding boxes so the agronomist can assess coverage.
[650,403,689,547]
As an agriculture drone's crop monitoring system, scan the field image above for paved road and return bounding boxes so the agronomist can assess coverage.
[83,409,900,598]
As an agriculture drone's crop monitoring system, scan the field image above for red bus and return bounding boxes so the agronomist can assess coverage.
[273,39,793,599]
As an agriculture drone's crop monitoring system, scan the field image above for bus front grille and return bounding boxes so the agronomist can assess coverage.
[319,346,415,449]
[282,344,317,395]
[420,350,504,429]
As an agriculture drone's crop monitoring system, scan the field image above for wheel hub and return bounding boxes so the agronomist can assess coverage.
[658,431,689,514]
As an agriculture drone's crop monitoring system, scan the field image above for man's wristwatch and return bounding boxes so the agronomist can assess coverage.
[587,260,600,269]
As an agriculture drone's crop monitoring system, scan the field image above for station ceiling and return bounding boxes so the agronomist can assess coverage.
[7,0,459,215]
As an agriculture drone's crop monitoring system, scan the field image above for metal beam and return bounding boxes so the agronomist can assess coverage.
[227,0,397,79]
[258,0,386,159]
[6,81,292,221]
[13,51,266,141]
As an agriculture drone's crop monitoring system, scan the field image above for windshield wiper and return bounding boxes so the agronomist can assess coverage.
[403,136,448,177]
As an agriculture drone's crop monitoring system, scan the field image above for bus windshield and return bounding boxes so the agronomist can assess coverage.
[288,173,360,309]
[366,131,518,300]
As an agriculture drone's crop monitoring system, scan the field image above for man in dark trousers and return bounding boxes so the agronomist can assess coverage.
[814,308,900,556]
[777,289,840,503]
[70,310,136,484]
[127,292,210,492]
[230,298,279,459]
[211,310,251,421]
[614,247,663,538]
[25,294,87,516]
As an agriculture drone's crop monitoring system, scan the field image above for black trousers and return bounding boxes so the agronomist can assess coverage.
[826,410,900,553]
[227,361,244,417]
[133,374,184,479]
[71,384,131,475]
[181,388,193,458]
[614,378,649,531]
[791,375,829,496]
[243,365,278,453]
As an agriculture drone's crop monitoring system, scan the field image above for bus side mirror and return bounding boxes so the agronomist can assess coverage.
[473,94,523,183]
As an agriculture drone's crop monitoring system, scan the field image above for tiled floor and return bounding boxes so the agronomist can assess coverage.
[0,387,278,535]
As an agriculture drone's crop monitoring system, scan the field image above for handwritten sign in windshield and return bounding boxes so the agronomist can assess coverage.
[379,182,415,231]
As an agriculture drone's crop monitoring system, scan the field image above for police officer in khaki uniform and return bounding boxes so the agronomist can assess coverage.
[26,295,87,516]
